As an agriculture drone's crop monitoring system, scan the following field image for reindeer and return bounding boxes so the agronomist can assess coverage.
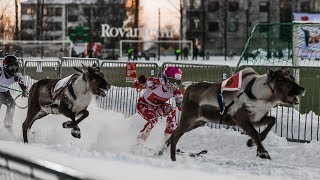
[22,64,110,143]
[167,67,305,161]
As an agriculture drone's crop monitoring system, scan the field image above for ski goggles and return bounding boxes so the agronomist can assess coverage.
[166,78,181,89]
[8,65,19,72]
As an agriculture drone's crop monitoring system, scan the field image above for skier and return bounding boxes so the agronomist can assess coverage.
[134,66,183,150]
[0,55,28,128]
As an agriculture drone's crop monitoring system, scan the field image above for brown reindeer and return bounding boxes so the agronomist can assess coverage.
[167,67,305,161]
[22,64,110,143]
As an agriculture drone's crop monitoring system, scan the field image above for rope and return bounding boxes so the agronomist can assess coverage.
[0,84,28,93]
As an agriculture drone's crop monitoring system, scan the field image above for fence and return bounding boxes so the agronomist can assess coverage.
[21,58,320,142]
[2,57,320,178]
[0,150,88,180]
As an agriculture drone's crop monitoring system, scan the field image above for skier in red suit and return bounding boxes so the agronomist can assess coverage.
[134,66,183,149]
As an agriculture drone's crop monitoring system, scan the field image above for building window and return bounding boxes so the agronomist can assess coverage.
[300,2,310,12]
[259,2,270,12]
[228,21,238,32]
[208,2,219,12]
[228,2,239,12]
[208,22,219,32]
[22,6,34,15]
[55,7,62,16]
[22,20,34,29]
[47,7,54,16]
[68,15,78,22]
[54,22,62,30]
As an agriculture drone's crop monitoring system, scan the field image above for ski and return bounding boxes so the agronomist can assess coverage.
[176,149,208,157]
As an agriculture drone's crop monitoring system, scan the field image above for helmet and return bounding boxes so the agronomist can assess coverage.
[3,55,19,77]
[163,66,182,89]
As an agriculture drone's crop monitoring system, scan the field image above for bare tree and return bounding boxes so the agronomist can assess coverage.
[0,2,14,40]
[15,0,19,40]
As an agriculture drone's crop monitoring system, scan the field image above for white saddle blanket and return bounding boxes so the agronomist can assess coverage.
[54,74,73,93]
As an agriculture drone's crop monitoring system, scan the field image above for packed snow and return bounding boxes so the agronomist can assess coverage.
[0,97,319,180]
[0,57,319,180]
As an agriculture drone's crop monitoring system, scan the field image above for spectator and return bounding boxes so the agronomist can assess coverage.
[133,47,138,61]
[128,48,133,61]
[175,48,181,60]
[183,46,189,60]
[192,46,199,60]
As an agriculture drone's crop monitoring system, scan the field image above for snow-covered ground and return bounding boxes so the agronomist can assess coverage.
[0,99,319,180]
[0,57,319,180]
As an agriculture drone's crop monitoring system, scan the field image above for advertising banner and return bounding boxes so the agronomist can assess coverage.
[126,62,137,82]
[293,13,320,59]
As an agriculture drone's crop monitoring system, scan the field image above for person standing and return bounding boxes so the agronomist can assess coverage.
[192,46,199,60]
[0,55,28,128]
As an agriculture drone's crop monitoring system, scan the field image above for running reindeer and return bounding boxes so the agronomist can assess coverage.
[166,67,305,161]
[22,64,110,143]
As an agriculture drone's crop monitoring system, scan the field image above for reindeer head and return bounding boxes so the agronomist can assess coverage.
[267,67,305,105]
[74,63,110,97]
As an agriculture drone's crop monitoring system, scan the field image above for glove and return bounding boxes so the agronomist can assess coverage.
[163,104,172,115]
[176,98,182,111]
[137,74,147,84]
[22,90,28,97]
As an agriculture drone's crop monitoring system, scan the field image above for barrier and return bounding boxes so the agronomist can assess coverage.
[0,149,89,180]
[60,57,99,78]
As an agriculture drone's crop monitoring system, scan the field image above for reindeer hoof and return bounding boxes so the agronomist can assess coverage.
[257,150,271,160]
[62,121,73,128]
[71,126,81,139]
[246,139,254,147]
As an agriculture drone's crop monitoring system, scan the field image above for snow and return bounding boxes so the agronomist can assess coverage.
[0,57,319,180]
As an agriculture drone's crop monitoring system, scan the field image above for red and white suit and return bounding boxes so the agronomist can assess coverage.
[134,77,183,142]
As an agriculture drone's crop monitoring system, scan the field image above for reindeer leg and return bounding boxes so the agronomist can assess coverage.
[22,109,48,143]
[58,103,80,139]
[69,110,89,139]
[247,116,276,147]
[235,107,271,159]
[59,102,75,129]
[74,110,89,126]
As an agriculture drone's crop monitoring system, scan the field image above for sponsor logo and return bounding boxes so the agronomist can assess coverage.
[101,24,174,38]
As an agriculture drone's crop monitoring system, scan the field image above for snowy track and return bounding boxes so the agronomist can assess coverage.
[0,100,319,180]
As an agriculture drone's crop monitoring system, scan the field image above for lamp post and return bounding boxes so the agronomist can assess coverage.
[158,9,161,60]
[224,0,228,61]
[180,0,183,56]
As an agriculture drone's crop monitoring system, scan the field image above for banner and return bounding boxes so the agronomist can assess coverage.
[126,62,137,82]
[293,13,320,59]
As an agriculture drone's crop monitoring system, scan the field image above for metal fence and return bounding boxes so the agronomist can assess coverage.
[20,58,320,142]
[3,57,320,178]
[0,150,89,180]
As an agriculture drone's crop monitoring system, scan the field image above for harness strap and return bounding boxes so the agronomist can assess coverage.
[219,91,244,124]
[51,74,78,101]
[244,78,257,100]
[67,82,77,99]
[218,78,256,124]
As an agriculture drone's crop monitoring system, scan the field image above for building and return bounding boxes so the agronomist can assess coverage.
[185,0,282,56]
[20,0,126,43]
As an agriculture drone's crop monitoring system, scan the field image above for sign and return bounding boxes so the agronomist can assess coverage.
[68,26,90,43]
[293,13,320,59]
[101,24,175,38]
[126,62,137,82]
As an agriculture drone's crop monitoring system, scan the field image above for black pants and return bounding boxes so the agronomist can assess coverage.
[0,91,15,128]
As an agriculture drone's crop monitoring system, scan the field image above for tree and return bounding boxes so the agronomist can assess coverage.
[0,1,13,39]
[15,0,19,40]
